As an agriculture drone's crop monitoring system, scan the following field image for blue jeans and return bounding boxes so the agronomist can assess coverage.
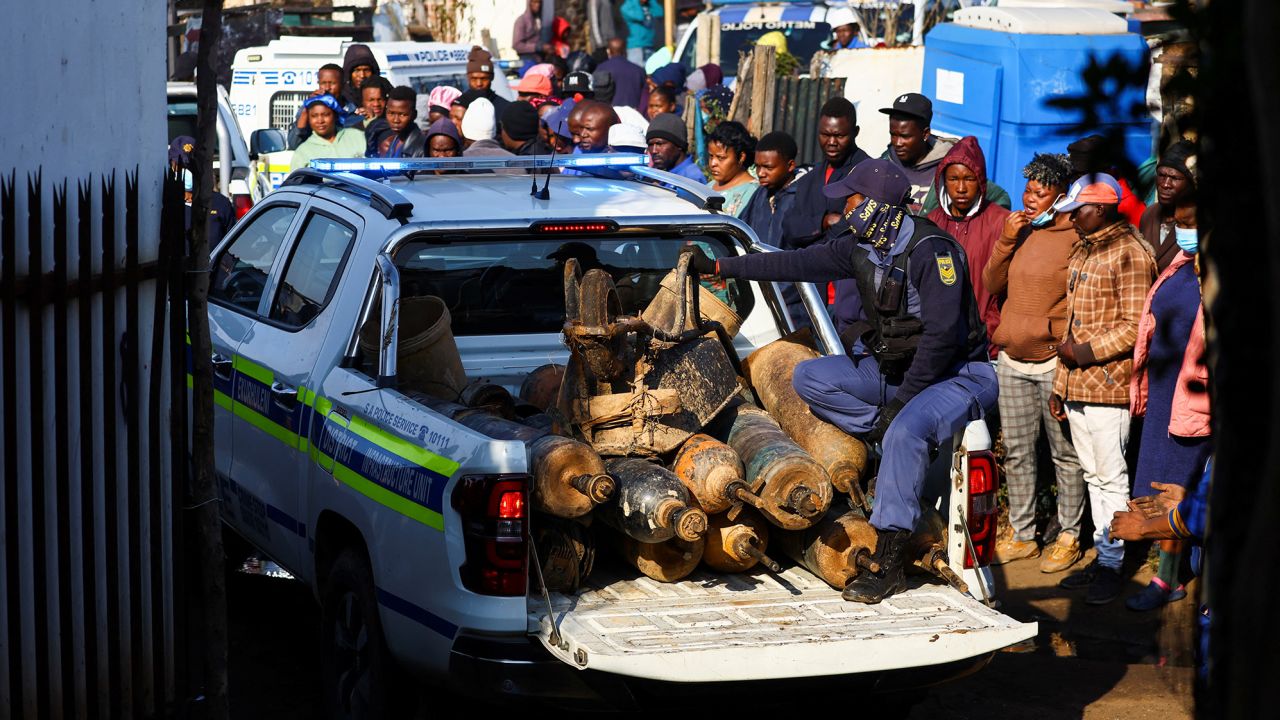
[793,355,999,532]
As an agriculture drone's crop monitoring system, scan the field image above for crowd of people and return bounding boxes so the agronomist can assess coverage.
[277,28,1211,619]
[676,95,1207,615]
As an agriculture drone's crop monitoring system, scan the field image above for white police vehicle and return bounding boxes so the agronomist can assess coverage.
[205,154,1034,714]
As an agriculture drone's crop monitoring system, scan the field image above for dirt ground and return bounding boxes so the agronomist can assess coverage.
[226,547,1197,718]
[909,547,1196,719]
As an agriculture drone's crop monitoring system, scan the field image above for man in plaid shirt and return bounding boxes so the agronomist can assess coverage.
[1048,174,1156,604]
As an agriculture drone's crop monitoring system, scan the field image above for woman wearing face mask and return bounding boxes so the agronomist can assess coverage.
[982,153,1089,573]
[1126,149,1210,611]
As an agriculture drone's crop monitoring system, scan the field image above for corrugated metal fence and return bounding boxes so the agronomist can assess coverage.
[1,168,187,718]
[772,76,850,168]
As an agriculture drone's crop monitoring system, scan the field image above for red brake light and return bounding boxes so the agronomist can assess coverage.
[233,193,253,219]
[530,220,618,234]
[496,490,524,519]
[452,475,530,596]
[965,450,999,568]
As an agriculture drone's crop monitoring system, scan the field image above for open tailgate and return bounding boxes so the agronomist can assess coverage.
[530,566,1036,682]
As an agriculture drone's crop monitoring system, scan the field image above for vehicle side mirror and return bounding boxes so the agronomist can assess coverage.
[250,128,287,158]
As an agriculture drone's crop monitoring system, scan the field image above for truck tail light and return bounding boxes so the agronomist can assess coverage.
[452,474,529,596]
[965,450,999,569]
[233,192,253,219]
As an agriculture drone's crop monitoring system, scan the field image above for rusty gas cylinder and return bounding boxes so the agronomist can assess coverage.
[601,458,708,543]
[670,434,767,514]
[534,516,596,592]
[909,507,968,593]
[743,338,869,508]
[519,364,566,411]
[774,510,881,589]
[417,397,613,519]
[460,380,517,419]
[712,402,833,530]
[702,510,782,574]
[529,435,615,519]
[614,534,706,583]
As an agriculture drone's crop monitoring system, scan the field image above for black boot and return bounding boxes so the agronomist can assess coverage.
[843,528,911,604]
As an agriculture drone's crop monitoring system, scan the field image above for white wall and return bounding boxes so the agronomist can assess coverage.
[0,2,167,716]
[0,0,166,184]
[826,46,927,156]
[457,0,531,59]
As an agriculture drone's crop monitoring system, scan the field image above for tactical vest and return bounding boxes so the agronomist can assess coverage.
[840,221,987,377]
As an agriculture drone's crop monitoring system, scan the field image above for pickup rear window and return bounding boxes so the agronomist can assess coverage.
[394,233,753,336]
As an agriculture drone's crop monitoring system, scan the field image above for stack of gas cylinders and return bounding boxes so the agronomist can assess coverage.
[443,256,965,596]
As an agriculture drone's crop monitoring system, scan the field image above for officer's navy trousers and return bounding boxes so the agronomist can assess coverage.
[792,354,999,533]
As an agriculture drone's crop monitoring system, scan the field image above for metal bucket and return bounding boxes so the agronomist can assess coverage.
[642,269,743,338]
[360,295,466,400]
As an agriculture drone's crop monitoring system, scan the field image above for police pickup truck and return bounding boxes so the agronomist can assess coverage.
[205,154,1035,715]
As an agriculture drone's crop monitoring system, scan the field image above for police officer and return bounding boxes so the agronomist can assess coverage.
[170,136,235,247]
[682,159,996,604]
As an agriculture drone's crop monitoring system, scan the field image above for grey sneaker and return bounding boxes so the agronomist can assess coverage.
[1085,565,1125,605]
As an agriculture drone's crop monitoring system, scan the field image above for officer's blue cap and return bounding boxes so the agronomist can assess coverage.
[822,158,910,205]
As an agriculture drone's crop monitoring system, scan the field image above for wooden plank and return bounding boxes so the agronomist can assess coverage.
[749,45,776,137]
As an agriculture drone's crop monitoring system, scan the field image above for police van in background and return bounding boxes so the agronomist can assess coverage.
[674,2,845,81]
[229,37,516,194]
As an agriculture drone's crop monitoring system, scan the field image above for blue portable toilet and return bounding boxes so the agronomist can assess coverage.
[921,7,1152,205]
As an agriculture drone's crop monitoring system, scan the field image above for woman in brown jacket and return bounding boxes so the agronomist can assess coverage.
[983,153,1087,574]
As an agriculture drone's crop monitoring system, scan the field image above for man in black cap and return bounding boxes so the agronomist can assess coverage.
[646,112,706,182]
[1140,140,1198,272]
[680,158,994,604]
[499,101,552,156]
[563,71,595,102]
[878,92,957,215]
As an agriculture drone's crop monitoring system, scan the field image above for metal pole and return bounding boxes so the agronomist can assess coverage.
[191,1,231,717]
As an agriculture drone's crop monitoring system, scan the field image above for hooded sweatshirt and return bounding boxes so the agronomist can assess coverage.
[513,0,543,57]
[342,44,381,109]
[882,135,955,215]
[926,136,1009,356]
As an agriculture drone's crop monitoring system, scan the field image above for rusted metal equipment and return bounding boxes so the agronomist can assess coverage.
[558,255,741,457]
[534,516,596,592]
[669,433,769,515]
[775,510,881,590]
[710,401,833,530]
[703,510,782,574]
[416,396,614,519]
[519,363,566,411]
[743,337,870,511]
[600,458,708,543]
[909,507,968,594]
[613,535,706,583]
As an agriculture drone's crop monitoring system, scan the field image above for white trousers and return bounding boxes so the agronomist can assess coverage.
[1065,402,1131,570]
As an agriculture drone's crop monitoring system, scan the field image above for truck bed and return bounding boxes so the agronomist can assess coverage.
[529,564,1037,682]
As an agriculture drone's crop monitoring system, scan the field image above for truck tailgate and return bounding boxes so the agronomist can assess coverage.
[530,566,1036,682]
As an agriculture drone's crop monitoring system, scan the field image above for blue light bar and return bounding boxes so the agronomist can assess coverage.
[307,153,649,174]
